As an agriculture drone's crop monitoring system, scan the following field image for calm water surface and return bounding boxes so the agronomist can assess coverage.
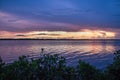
[0,40,120,69]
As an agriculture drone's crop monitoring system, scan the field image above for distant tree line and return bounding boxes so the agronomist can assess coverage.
[0,50,120,80]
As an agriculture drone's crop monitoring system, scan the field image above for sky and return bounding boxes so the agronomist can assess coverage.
[0,0,120,39]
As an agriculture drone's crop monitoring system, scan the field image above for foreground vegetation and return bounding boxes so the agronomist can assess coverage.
[0,50,120,80]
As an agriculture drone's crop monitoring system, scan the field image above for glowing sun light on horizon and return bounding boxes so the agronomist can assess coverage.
[0,29,116,39]
[23,29,115,39]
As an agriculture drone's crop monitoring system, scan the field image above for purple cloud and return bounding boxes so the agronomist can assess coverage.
[0,11,120,39]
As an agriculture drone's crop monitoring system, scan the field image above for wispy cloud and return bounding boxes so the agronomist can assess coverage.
[15,34,26,37]
[0,11,82,32]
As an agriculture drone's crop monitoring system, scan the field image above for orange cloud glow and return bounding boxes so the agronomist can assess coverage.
[0,29,116,39]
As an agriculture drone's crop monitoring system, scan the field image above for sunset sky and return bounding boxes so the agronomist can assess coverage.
[0,0,120,39]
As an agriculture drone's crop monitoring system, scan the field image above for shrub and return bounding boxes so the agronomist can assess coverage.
[76,60,105,80]
[105,50,120,80]
[0,57,5,80]
[3,56,32,80]
[36,54,67,80]
[63,66,76,80]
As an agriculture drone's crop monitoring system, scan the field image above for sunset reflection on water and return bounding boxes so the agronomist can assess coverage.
[0,40,119,69]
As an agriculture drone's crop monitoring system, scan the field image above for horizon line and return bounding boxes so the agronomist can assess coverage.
[0,38,120,40]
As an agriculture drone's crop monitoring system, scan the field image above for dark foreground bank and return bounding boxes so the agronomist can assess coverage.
[0,50,120,80]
